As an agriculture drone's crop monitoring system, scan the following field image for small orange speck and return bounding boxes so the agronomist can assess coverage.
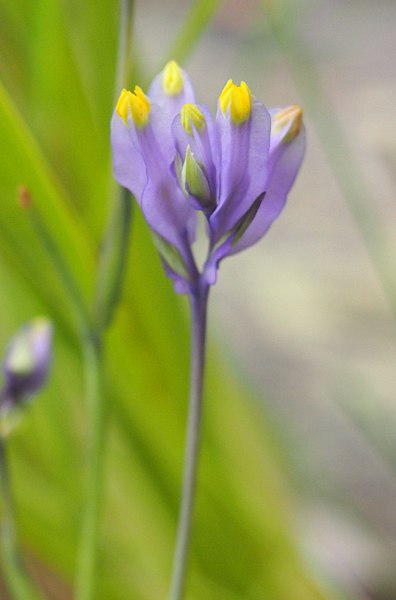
[18,185,32,209]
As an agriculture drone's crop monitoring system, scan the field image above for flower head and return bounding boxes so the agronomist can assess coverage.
[111,61,305,294]
[0,318,53,435]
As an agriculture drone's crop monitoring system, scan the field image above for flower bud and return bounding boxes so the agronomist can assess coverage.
[181,146,211,206]
[272,105,303,144]
[162,60,184,96]
[1,318,53,415]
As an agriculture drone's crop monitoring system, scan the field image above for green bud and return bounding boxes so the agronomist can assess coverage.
[181,146,211,206]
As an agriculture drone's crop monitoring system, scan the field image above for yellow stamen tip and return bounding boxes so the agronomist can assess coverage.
[116,86,150,128]
[219,79,252,124]
[273,105,303,143]
[116,88,131,122]
[162,60,184,96]
[181,103,206,135]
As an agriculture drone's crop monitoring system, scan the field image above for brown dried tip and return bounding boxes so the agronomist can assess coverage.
[17,184,32,209]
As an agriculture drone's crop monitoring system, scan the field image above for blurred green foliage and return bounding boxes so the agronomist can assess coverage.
[0,1,340,598]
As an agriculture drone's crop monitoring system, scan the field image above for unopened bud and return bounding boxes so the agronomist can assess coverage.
[181,146,211,205]
[1,318,53,418]
[273,105,303,144]
[162,61,184,96]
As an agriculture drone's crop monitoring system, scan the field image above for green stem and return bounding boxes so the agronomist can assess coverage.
[114,0,134,97]
[21,194,105,600]
[168,284,209,600]
[0,440,45,600]
[26,204,91,332]
[74,332,104,600]
[94,0,134,332]
[94,185,133,331]
[75,3,135,598]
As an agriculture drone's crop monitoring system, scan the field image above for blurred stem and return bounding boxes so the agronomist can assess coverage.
[0,440,45,600]
[94,185,133,331]
[263,1,396,321]
[23,200,91,333]
[94,0,134,332]
[75,3,135,599]
[164,0,224,65]
[168,284,209,600]
[20,191,104,600]
[75,332,104,600]
[114,0,134,97]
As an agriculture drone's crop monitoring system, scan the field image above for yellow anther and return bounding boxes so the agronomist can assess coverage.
[273,105,303,143]
[116,89,131,122]
[219,79,252,124]
[181,103,206,135]
[162,60,184,96]
[116,86,150,128]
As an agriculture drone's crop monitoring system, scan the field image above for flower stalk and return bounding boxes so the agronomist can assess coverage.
[111,59,305,599]
[18,187,91,333]
[169,283,209,600]
[76,2,135,597]
[75,331,104,600]
[17,188,104,600]
[94,0,135,332]
[0,316,53,599]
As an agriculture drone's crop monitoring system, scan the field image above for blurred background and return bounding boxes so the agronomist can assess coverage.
[1,0,396,599]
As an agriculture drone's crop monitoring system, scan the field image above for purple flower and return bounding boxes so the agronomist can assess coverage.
[0,318,53,421]
[111,61,305,294]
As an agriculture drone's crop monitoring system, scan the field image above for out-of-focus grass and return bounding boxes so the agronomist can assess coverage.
[262,0,396,322]
[0,1,341,599]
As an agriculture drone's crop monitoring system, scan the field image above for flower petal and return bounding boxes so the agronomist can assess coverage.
[111,110,148,200]
[230,124,306,255]
[209,100,271,242]
[112,103,197,282]
[140,173,194,260]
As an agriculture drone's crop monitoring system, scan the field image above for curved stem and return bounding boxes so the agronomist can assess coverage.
[24,200,91,333]
[168,283,209,600]
[0,440,45,600]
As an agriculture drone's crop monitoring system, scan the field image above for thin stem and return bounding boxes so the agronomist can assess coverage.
[75,3,134,597]
[74,332,104,600]
[25,202,91,333]
[0,440,45,600]
[168,283,209,600]
[94,0,134,332]
[94,185,133,331]
[114,0,134,99]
